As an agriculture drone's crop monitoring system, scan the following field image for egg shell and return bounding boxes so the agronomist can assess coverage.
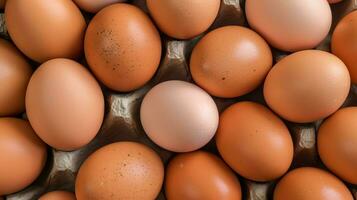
[216,101,293,182]
[85,3,161,92]
[0,118,47,195]
[5,0,86,63]
[165,151,242,200]
[39,191,76,200]
[264,50,350,123]
[332,10,357,83]
[140,80,219,152]
[75,142,164,200]
[0,38,32,116]
[245,0,332,52]
[190,26,272,98]
[73,0,127,13]
[25,58,104,151]
[146,0,220,39]
[274,167,353,200]
[318,107,357,184]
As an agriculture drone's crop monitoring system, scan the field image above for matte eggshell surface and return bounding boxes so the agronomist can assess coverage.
[39,191,76,200]
[73,0,127,13]
[25,58,104,151]
[190,26,272,98]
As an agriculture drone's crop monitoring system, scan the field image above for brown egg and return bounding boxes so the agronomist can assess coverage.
[216,101,293,182]
[75,142,164,200]
[85,3,161,92]
[39,191,76,200]
[26,58,104,151]
[0,118,47,195]
[0,38,32,116]
[245,0,331,52]
[73,0,127,13]
[264,50,350,123]
[318,107,357,184]
[165,151,242,200]
[190,26,272,98]
[5,0,86,63]
[274,167,353,200]
[146,0,220,39]
[332,11,357,83]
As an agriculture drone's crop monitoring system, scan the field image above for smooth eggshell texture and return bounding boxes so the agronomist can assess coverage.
[332,10,357,83]
[26,58,104,151]
[0,38,32,116]
[146,0,220,39]
[85,3,161,92]
[190,26,272,98]
[216,101,293,182]
[140,80,219,152]
[0,118,47,195]
[328,0,343,3]
[165,151,242,200]
[274,167,353,200]
[75,142,164,200]
[5,0,86,63]
[39,191,76,200]
[73,0,127,13]
[318,107,357,184]
[264,50,350,123]
[245,0,331,52]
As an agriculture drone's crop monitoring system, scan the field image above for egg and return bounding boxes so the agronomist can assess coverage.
[0,118,47,195]
[0,38,32,116]
[332,10,357,83]
[216,101,293,182]
[146,0,220,39]
[165,151,242,200]
[85,3,161,92]
[264,50,350,123]
[190,26,272,98]
[5,0,86,63]
[140,80,219,152]
[73,0,127,13]
[25,58,104,151]
[39,191,76,200]
[318,107,357,184]
[245,0,332,52]
[274,167,353,200]
[75,142,164,200]
[328,0,343,3]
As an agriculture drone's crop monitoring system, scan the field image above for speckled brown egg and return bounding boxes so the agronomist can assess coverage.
[274,167,353,200]
[0,38,32,116]
[39,191,76,200]
[165,151,242,200]
[216,101,293,182]
[264,50,350,123]
[26,58,104,151]
[146,0,220,39]
[190,26,272,98]
[73,0,127,13]
[75,142,164,200]
[5,0,86,63]
[85,3,161,92]
[0,118,47,195]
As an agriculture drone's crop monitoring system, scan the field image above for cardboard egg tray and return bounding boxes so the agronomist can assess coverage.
[1,0,357,199]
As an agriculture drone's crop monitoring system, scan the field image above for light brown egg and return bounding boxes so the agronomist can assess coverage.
[190,26,272,98]
[26,58,104,151]
[165,151,242,200]
[216,101,293,182]
[318,107,357,184]
[5,0,86,63]
[75,142,164,200]
[39,191,76,200]
[332,10,357,83]
[0,118,47,195]
[264,50,350,123]
[245,0,332,52]
[274,167,353,200]
[85,3,161,92]
[73,0,127,13]
[0,38,32,116]
[146,0,220,39]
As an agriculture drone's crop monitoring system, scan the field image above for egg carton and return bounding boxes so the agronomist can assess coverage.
[1,0,357,199]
